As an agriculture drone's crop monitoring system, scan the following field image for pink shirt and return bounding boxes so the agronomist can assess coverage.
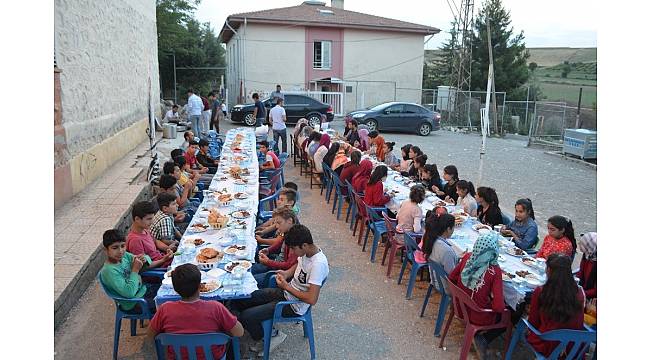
[150,300,238,360]
[126,229,171,267]
[396,200,423,233]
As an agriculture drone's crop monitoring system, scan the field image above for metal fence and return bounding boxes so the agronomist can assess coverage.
[284,90,345,116]
[420,88,597,141]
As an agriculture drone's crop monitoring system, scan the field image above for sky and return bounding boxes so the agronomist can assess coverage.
[195,0,597,49]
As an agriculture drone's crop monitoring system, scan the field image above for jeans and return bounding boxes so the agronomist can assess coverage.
[231,288,298,340]
[273,128,287,153]
[123,282,160,314]
[201,110,211,135]
[189,115,202,137]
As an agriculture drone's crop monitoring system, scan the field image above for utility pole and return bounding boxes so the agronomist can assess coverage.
[486,19,498,135]
[450,0,475,128]
[172,51,177,104]
[575,87,583,128]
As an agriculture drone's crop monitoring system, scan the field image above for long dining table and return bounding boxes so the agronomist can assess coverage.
[355,151,545,309]
[154,128,262,307]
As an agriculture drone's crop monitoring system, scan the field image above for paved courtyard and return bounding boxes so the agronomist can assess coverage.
[54,119,595,359]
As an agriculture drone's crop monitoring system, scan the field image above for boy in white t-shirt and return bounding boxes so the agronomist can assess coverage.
[231,224,329,355]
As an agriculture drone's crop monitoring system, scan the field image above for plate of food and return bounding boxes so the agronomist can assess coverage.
[199,280,222,294]
[224,260,252,272]
[498,254,506,263]
[184,237,206,247]
[163,268,207,285]
[234,178,248,185]
[521,257,537,267]
[218,193,234,205]
[505,247,528,257]
[501,271,516,282]
[196,248,223,263]
[223,244,246,255]
[189,223,209,233]
[231,210,251,219]
[234,192,249,200]
[227,219,247,229]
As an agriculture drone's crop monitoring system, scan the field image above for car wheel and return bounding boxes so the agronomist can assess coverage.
[307,114,321,128]
[418,123,432,136]
[366,119,378,131]
[243,113,256,127]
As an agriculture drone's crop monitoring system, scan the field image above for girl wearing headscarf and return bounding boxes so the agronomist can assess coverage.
[351,159,373,193]
[299,126,313,152]
[313,133,331,173]
[357,128,370,151]
[294,118,308,138]
[331,143,350,175]
[576,232,596,299]
[449,231,505,326]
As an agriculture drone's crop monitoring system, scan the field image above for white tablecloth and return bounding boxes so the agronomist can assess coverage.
[365,156,541,309]
[155,128,261,305]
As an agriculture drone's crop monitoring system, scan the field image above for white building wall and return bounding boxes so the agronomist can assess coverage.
[343,29,424,112]
[54,0,159,164]
[226,23,306,105]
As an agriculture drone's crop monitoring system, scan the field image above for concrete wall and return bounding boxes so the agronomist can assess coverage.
[226,23,306,105]
[342,29,424,112]
[54,0,159,208]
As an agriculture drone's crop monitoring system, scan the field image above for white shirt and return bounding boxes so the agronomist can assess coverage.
[164,110,179,121]
[269,105,287,130]
[458,194,478,217]
[221,103,227,112]
[187,94,203,116]
[284,250,329,315]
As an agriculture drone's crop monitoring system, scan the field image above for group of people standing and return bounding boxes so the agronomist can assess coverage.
[163,88,228,136]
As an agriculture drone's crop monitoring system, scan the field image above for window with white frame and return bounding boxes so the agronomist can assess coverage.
[313,41,332,70]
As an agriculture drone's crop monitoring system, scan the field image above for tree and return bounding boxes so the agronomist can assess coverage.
[156,0,226,102]
[431,22,458,87]
[470,0,530,100]
[528,62,538,72]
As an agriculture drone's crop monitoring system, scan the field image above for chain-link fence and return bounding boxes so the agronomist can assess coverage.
[419,88,597,141]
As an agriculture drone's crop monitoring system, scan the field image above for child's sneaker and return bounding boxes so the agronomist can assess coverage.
[258,330,286,356]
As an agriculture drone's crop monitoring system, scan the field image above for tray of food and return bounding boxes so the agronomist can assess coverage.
[224,260,252,273]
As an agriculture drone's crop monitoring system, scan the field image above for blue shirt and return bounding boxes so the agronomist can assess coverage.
[507,217,539,250]
[254,100,266,119]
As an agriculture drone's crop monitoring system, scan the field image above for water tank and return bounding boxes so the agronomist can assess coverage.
[436,86,456,112]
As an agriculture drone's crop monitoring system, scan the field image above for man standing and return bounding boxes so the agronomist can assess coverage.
[252,93,266,128]
[208,91,223,134]
[200,93,211,136]
[270,84,284,104]
[186,89,203,138]
[269,98,287,153]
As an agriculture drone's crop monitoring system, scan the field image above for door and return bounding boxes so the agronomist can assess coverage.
[403,105,427,131]
[380,104,405,130]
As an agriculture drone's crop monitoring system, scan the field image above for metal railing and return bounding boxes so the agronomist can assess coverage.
[285,90,344,116]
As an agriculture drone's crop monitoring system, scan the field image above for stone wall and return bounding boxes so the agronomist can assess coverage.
[54,0,159,207]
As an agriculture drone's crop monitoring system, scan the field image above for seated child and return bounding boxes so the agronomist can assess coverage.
[231,225,329,355]
[256,188,298,238]
[150,192,181,252]
[100,229,173,314]
[147,264,244,360]
[251,208,299,286]
[126,201,175,269]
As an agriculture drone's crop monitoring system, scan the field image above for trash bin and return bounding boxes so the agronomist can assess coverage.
[563,129,597,160]
[163,123,177,139]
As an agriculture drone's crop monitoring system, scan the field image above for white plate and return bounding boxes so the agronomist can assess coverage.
[163,271,207,285]
[231,211,251,219]
[498,254,506,263]
[234,192,249,200]
[199,279,222,294]
[189,225,208,233]
[505,247,528,257]
[224,260,252,272]
[206,268,227,279]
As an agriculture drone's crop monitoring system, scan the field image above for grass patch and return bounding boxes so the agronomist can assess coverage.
[539,83,597,106]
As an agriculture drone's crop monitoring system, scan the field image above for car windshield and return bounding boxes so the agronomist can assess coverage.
[367,103,389,111]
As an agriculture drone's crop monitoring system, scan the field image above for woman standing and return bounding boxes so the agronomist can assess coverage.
[476,186,504,227]
[535,215,576,260]
[501,198,539,250]
[527,253,586,357]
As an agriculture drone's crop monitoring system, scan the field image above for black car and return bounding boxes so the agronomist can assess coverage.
[344,102,441,136]
[230,94,334,127]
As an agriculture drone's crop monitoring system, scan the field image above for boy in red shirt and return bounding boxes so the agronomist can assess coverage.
[148,264,244,360]
[126,201,175,269]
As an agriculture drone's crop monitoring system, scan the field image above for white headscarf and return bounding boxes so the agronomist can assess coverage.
[578,232,597,260]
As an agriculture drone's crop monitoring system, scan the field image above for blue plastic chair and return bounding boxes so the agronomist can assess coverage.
[420,260,452,337]
[330,172,347,220]
[260,276,327,360]
[501,211,513,226]
[258,190,280,224]
[278,152,289,184]
[397,232,427,299]
[155,332,240,360]
[320,163,334,201]
[362,203,388,262]
[97,274,155,360]
[505,319,596,360]
[345,180,358,230]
